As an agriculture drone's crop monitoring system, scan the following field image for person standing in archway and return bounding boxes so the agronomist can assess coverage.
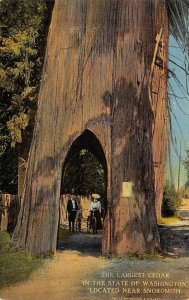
[89,194,103,232]
[67,195,78,232]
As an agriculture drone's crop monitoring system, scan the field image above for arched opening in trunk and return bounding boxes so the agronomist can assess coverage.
[57,130,108,255]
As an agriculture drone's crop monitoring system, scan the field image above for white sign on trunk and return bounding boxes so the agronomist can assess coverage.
[122,182,133,198]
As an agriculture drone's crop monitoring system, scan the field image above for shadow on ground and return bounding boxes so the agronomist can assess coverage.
[57,231,102,257]
[58,222,189,258]
[159,224,189,257]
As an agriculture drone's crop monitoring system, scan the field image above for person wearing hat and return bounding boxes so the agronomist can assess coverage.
[89,194,103,231]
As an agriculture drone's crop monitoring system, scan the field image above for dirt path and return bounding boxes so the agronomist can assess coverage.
[1,224,189,300]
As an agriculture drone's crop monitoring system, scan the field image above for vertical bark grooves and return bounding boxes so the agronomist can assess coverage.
[152,0,169,221]
[12,0,168,255]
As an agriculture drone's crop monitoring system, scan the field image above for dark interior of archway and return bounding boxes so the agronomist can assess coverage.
[61,148,106,199]
[61,130,107,200]
[58,130,107,256]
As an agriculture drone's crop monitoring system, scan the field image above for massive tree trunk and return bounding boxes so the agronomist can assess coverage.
[152,4,168,221]
[12,0,168,255]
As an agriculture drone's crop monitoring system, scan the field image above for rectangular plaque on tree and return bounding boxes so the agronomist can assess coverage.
[122,182,133,198]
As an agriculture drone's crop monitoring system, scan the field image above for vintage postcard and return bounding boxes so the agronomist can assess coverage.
[0,0,189,299]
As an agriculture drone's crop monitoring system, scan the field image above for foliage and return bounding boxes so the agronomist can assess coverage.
[0,0,53,193]
[7,113,29,148]
[0,231,43,288]
[161,181,181,217]
[62,149,106,200]
[0,0,53,155]
[166,0,189,53]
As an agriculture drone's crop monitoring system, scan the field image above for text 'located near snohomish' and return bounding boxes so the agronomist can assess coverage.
[81,272,189,299]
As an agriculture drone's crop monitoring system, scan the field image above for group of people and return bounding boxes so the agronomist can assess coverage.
[67,193,103,232]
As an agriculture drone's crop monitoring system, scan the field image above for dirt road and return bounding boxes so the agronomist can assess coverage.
[1,224,189,300]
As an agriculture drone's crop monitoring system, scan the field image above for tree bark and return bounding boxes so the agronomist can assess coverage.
[12,0,168,255]
[152,2,169,221]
